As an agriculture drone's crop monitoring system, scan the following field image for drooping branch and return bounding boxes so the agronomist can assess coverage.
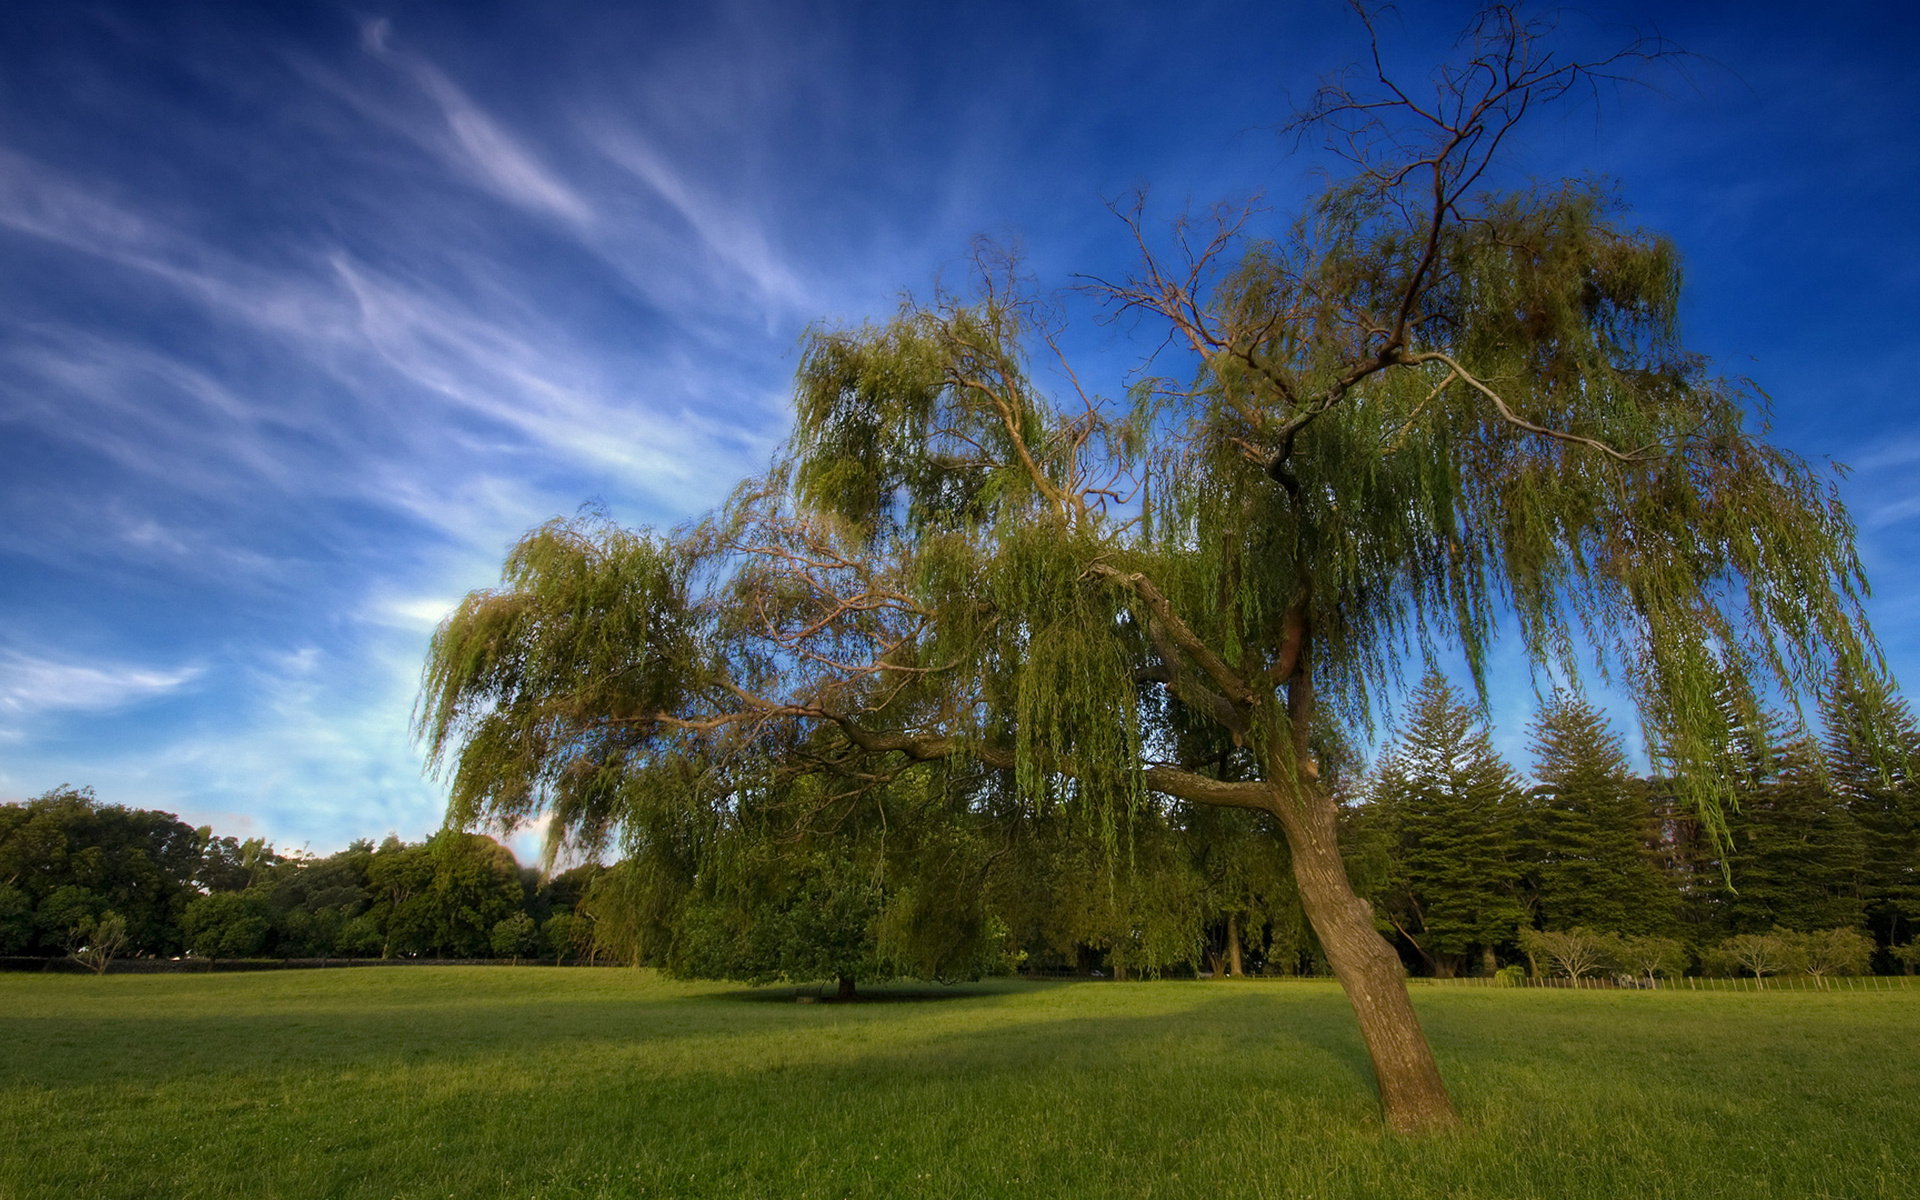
[1084,562,1257,707]
[1402,350,1664,463]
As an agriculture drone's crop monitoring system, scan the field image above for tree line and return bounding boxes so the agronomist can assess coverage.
[1346,672,1920,982]
[0,786,609,969]
[6,664,1912,985]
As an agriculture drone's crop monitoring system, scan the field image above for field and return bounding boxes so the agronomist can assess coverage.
[1,969,1914,1199]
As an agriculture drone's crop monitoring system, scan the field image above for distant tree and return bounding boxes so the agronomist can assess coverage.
[1823,671,1920,958]
[1715,929,1803,985]
[1366,674,1527,977]
[1030,808,1205,981]
[0,785,207,957]
[1795,927,1873,979]
[35,884,104,956]
[0,884,31,954]
[490,912,540,962]
[1182,803,1301,978]
[540,912,590,964]
[1613,934,1687,985]
[264,842,374,957]
[364,838,437,957]
[1516,927,1611,982]
[180,891,273,961]
[426,832,526,958]
[71,912,129,975]
[1714,736,1867,935]
[1519,693,1679,937]
[1892,940,1920,975]
[662,785,1010,997]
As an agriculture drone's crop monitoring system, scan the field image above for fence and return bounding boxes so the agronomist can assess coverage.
[1418,973,1915,992]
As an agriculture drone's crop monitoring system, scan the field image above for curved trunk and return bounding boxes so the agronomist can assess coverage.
[1270,777,1458,1135]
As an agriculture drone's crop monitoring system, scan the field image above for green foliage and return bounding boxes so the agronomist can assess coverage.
[70,912,128,975]
[1611,934,1688,983]
[540,911,591,964]
[412,181,1884,1003]
[1711,736,1867,934]
[1797,927,1874,978]
[180,891,273,961]
[1519,692,1679,936]
[1363,673,1528,974]
[490,912,540,960]
[416,517,703,868]
[1516,927,1612,981]
[0,884,30,954]
[1823,671,1920,954]
[1697,927,1874,982]
[0,785,207,957]
[1710,929,1804,983]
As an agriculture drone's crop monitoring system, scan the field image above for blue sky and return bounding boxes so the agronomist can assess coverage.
[2,0,1916,860]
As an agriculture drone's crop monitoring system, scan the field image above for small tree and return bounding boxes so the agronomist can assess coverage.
[1893,940,1920,975]
[541,912,591,964]
[490,912,540,963]
[71,911,129,975]
[180,891,273,962]
[1797,927,1873,980]
[1516,927,1612,982]
[0,885,30,955]
[1719,929,1804,987]
[1613,934,1687,986]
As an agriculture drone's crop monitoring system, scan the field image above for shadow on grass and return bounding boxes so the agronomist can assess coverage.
[720,980,1025,1003]
[0,975,1377,1104]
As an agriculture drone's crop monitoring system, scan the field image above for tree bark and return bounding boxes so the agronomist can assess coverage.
[1269,779,1459,1135]
[1227,913,1244,977]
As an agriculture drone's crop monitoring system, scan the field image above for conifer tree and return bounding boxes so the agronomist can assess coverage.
[1713,735,1867,935]
[1519,692,1679,936]
[1367,673,1526,976]
[1823,672,1920,955]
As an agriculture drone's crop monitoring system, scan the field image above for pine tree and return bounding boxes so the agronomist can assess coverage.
[1367,673,1527,977]
[1823,672,1920,957]
[1520,692,1680,936]
[1714,734,1867,935]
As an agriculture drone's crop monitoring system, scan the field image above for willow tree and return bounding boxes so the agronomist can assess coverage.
[418,8,1882,1134]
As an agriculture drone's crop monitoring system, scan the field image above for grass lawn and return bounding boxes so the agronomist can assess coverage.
[1,969,1913,1199]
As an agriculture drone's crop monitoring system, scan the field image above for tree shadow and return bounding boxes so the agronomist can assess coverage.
[719,980,1024,1004]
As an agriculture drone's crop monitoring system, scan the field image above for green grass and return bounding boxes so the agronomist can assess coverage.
[1,969,1914,1199]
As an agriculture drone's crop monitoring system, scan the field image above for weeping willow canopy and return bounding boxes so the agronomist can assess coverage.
[414,5,1885,1134]
[418,175,1876,862]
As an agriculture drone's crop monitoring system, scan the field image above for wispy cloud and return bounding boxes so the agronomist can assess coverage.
[594,130,807,309]
[0,651,202,718]
[357,18,593,226]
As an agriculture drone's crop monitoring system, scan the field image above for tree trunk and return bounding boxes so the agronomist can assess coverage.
[1270,780,1459,1135]
[836,974,857,1001]
[1227,913,1244,977]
